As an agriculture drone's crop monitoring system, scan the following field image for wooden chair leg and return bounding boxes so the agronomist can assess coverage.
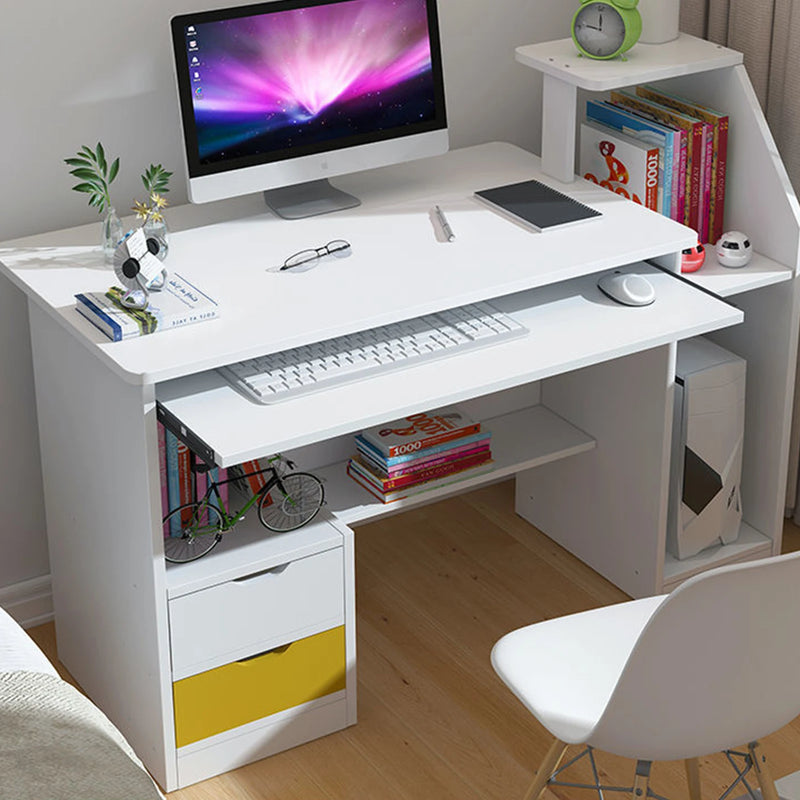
[685,757,702,800]
[747,741,781,800]
[523,738,568,800]
[631,760,652,800]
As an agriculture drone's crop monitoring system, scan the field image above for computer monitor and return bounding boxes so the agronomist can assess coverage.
[171,0,448,219]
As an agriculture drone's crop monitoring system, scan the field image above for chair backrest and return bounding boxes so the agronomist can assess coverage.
[589,550,800,761]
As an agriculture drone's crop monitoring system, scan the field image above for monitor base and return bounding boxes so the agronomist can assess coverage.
[263,179,361,220]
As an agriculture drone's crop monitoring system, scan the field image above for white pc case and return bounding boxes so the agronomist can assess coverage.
[667,337,746,560]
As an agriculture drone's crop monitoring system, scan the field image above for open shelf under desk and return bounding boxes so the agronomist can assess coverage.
[156,263,743,468]
[661,521,773,593]
[323,405,595,526]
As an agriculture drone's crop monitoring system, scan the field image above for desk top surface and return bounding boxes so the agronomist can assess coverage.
[0,142,696,385]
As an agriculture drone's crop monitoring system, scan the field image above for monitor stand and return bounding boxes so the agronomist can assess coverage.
[263,179,361,220]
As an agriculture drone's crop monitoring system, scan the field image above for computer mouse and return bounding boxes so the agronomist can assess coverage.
[597,270,656,306]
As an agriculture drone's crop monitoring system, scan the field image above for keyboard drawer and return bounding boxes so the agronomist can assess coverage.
[173,625,346,748]
[169,546,345,680]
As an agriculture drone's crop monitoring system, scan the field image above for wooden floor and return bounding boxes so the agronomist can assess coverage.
[28,480,800,799]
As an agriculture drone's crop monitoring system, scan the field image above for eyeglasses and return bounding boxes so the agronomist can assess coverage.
[280,239,351,271]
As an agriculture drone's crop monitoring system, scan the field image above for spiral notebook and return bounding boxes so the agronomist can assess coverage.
[475,179,602,232]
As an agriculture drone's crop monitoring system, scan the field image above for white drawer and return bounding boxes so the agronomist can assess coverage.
[169,546,344,679]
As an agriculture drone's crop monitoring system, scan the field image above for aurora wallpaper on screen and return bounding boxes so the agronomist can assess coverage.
[182,0,439,167]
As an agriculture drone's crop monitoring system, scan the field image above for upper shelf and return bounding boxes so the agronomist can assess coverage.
[515,33,743,91]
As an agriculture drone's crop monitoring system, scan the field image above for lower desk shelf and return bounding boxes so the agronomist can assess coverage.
[322,404,595,525]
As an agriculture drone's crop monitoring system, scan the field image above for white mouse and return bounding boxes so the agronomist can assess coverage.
[597,270,656,306]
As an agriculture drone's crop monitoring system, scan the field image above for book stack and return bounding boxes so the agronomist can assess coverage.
[75,272,219,341]
[581,85,728,245]
[347,406,493,503]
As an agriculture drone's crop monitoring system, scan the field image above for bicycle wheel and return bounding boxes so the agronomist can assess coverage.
[258,472,325,532]
[163,502,224,563]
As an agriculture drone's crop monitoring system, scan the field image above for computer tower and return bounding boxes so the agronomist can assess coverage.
[667,337,746,560]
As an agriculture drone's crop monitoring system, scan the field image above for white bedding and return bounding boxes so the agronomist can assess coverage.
[0,606,164,800]
[0,606,58,676]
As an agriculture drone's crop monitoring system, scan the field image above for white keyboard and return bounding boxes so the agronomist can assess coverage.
[218,300,528,404]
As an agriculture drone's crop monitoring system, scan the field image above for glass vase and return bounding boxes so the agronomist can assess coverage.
[143,215,170,260]
[101,207,124,266]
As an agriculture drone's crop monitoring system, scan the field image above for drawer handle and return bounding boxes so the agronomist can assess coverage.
[237,642,292,663]
[233,563,290,583]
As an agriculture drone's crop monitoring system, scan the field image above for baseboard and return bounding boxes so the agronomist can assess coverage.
[0,575,53,628]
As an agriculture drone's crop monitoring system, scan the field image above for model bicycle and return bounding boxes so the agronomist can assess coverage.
[162,455,325,563]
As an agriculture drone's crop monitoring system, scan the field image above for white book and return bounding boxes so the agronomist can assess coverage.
[75,272,219,341]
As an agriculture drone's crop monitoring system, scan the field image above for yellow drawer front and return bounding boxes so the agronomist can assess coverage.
[174,626,346,748]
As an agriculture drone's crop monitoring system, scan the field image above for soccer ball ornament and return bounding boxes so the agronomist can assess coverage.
[715,231,753,268]
[112,228,168,309]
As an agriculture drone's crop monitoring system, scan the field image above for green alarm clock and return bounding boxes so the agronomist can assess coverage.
[571,0,642,60]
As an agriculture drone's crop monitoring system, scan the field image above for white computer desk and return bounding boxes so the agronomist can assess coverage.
[0,142,743,789]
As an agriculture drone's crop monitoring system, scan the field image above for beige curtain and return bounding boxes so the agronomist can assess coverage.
[680,0,800,517]
[680,0,800,189]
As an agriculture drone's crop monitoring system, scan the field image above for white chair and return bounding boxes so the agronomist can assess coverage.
[491,551,800,800]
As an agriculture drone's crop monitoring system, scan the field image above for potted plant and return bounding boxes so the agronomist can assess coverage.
[133,164,173,256]
[64,143,122,264]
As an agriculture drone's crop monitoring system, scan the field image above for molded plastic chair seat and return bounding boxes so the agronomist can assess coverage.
[491,551,800,800]
[493,595,666,743]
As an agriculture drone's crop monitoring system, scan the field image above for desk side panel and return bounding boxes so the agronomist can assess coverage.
[516,346,675,598]
[28,304,175,790]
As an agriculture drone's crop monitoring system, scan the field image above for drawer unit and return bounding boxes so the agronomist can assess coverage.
[173,625,347,747]
[169,546,345,679]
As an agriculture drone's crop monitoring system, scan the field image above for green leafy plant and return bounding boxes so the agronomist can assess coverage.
[133,164,173,224]
[64,143,120,215]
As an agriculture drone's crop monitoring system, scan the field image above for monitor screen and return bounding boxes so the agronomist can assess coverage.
[171,0,448,216]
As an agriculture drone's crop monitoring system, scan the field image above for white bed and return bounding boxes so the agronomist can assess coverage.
[0,606,164,800]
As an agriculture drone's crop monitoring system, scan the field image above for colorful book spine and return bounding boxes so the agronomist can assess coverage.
[239,459,267,494]
[359,440,492,479]
[354,429,491,468]
[195,464,208,502]
[157,422,168,518]
[585,100,676,221]
[346,457,494,504]
[165,429,181,533]
[609,91,705,235]
[674,128,687,224]
[177,440,193,509]
[210,466,229,511]
[700,125,713,243]
[635,85,728,243]
[350,448,492,491]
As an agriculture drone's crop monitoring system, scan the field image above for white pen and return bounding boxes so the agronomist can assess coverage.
[434,204,455,242]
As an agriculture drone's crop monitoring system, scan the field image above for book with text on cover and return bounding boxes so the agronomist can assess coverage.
[586,99,682,222]
[474,179,601,232]
[360,406,481,458]
[75,272,219,341]
[579,120,661,213]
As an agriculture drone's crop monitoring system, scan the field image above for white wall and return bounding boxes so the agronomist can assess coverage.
[0,0,572,615]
